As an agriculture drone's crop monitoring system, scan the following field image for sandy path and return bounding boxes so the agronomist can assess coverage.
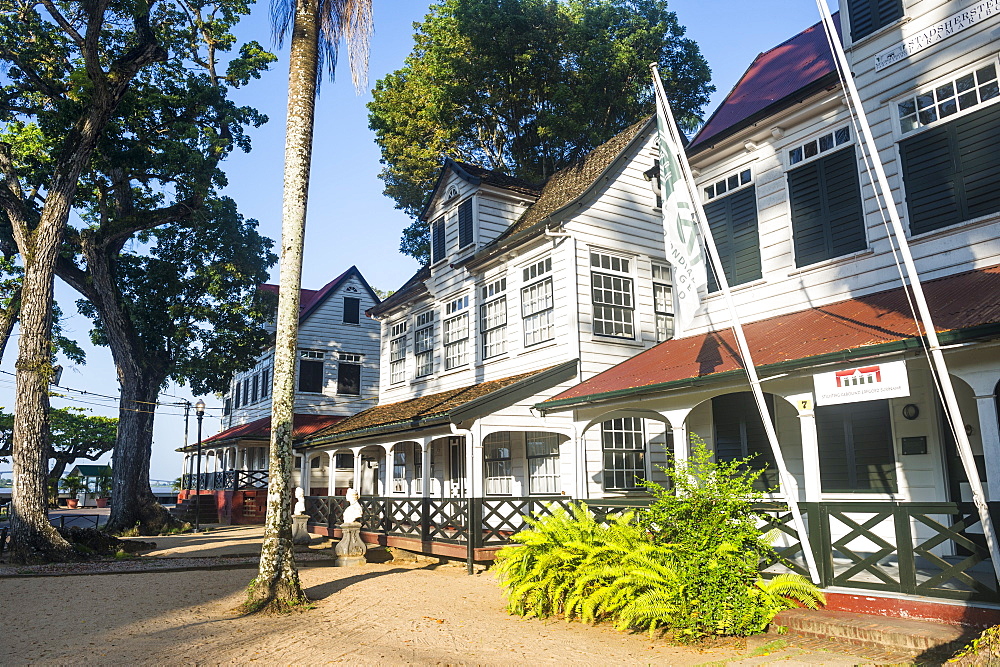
[1,561,748,666]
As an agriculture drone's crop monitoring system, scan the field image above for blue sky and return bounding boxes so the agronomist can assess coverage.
[0,0,835,481]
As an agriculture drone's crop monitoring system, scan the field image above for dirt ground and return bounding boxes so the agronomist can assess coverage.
[0,556,920,666]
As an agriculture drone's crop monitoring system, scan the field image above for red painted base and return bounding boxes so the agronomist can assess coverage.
[823,591,1000,629]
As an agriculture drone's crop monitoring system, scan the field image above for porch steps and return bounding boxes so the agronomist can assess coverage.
[171,494,218,524]
[772,608,977,657]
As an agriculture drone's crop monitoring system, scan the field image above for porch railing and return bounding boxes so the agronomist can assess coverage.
[181,470,269,492]
[304,495,1000,603]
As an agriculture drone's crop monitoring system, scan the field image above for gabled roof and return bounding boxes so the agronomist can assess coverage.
[418,158,543,222]
[181,414,346,451]
[368,265,430,318]
[259,266,380,323]
[463,116,654,269]
[688,14,841,153]
[541,265,1000,410]
[303,360,578,445]
[68,465,112,478]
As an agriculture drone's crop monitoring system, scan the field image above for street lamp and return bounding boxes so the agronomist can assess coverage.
[194,399,206,532]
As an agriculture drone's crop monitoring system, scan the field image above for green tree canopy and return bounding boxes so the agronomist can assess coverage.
[368,0,713,262]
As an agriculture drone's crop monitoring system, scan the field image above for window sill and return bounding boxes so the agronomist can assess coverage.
[703,276,767,299]
[907,210,1000,245]
[846,15,911,51]
[439,365,471,379]
[519,339,559,355]
[589,335,643,348]
[786,248,874,277]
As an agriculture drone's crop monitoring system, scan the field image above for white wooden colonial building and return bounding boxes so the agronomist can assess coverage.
[178,266,381,521]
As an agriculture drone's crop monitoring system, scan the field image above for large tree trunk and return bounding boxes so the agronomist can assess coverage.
[9,186,79,563]
[242,0,317,614]
[105,368,175,534]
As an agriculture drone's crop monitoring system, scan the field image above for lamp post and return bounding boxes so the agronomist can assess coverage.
[194,399,206,532]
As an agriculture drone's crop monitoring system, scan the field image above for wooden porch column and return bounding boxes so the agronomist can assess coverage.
[353,449,363,492]
[327,452,337,496]
[793,395,821,503]
[976,393,1000,501]
[299,453,311,494]
[421,438,431,498]
[467,431,481,500]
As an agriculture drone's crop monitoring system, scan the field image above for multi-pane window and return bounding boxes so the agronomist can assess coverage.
[704,168,752,200]
[652,264,674,343]
[788,126,851,166]
[298,350,324,393]
[334,453,353,469]
[591,251,634,338]
[602,418,646,490]
[389,320,407,385]
[817,400,897,493]
[899,85,1000,235]
[523,257,551,282]
[337,352,362,395]
[481,278,507,359]
[431,216,446,264]
[787,145,866,267]
[392,449,406,493]
[527,432,560,494]
[483,432,513,495]
[343,297,361,324]
[414,311,435,377]
[846,0,903,41]
[898,64,999,134]
[443,313,469,370]
[521,278,554,346]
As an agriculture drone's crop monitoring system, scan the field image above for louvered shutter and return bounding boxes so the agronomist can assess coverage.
[901,102,1000,235]
[788,147,866,267]
[431,216,445,263]
[847,0,903,41]
[712,393,778,491]
[298,360,323,393]
[702,186,761,292]
[343,297,360,324]
[817,400,896,492]
[458,199,474,248]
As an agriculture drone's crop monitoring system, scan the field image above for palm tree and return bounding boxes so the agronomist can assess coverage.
[241,0,372,613]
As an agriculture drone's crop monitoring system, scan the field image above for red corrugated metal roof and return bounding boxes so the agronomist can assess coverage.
[200,413,345,446]
[689,15,840,151]
[259,267,353,319]
[546,265,1000,406]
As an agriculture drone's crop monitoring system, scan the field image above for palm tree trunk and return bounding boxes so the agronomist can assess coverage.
[241,0,318,613]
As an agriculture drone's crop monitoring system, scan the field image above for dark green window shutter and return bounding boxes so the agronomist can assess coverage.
[901,102,1000,235]
[713,392,778,491]
[788,147,866,267]
[431,216,445,263]
[458,199,474,248]
[702,186,761,292]
[847,0,903,41]
[298,359,323,393]
[817,400,897,492]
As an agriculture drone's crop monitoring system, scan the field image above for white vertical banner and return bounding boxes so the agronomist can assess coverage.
[655,92,707,332]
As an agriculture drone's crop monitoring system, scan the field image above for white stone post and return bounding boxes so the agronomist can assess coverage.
[299,452,311,495]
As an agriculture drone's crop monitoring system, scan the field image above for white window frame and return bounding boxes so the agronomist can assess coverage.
[443,312,469,370]
[521,278,554,347]
[652,263,674,343]
[483,432,513,496]
[526,432,560,495]
[480,284,507,359]
[590,251,635,339]
[786,125,853,168]
[703,167,753,201]
[601,418,646,491]
[414,310,435,378]
[894,58,1000,137]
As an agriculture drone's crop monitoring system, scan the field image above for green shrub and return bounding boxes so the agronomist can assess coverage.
[494,436,824,641]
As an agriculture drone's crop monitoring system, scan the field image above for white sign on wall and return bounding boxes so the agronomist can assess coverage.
[875,0,1000,72]
[813,360,910,406]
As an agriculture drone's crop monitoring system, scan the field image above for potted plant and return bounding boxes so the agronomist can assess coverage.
[60,474,86,509]
[95,472,112,508]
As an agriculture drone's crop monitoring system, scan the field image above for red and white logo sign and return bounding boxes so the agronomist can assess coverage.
[814,360,910,406]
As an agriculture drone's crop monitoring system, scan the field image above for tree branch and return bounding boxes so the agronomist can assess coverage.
[38,0,86,50]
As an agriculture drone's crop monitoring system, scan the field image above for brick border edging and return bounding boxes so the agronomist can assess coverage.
[823,591,1000,628]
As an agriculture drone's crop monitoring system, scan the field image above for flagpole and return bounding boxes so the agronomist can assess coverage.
[815,0,1000,583]
[651,64,821,585]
